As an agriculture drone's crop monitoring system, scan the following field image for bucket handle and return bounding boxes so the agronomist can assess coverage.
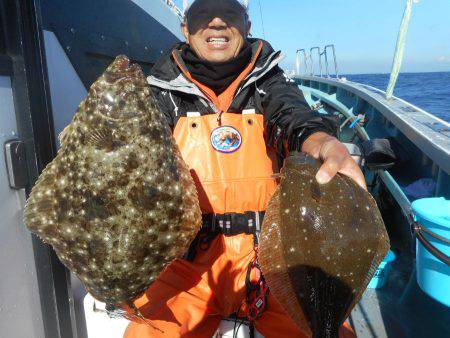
[414,223,450,266]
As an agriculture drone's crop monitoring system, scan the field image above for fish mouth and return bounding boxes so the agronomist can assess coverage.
[103,56,141,85]
[117,57,130,71]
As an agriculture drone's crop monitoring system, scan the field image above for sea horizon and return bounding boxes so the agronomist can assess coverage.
[342,70,450,76]
[344,72,450,122]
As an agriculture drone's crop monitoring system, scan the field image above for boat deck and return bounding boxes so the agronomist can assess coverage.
[294,75,450,338]
[350,250,450,338]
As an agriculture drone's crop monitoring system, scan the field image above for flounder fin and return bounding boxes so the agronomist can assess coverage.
[58,124,72,146]
[172,142,202,252]
[344,181,391,318]
[85,127,114,150]
[58,102,86,147]
[259,187,312,336]
[23,159,62,241]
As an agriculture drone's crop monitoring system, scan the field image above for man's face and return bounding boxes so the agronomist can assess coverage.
[182,1,251,63]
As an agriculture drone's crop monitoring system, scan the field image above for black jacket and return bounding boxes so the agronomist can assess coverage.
[147,39,336,159]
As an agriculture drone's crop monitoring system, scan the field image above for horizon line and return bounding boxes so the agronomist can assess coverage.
[342,70,450,75]
[285,69,450,76]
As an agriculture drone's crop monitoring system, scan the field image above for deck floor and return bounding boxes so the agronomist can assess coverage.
[78,251,450,338]
[349,254,450,338]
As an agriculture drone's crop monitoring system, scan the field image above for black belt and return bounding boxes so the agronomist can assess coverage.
[201,211,265,236]
[184,211,265,261]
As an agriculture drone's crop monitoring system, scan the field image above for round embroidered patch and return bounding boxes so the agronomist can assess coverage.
[210,126,242,154]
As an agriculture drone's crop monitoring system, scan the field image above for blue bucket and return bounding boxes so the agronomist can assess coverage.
[412,197,450,307]
[368,250,396,289]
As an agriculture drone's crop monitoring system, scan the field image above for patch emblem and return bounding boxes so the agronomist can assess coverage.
[210,126,242,153]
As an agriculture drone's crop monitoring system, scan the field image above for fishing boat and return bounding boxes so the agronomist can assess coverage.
[293,43,450,337]
[0,0,448,337]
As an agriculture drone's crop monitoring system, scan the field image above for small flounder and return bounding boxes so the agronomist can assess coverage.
[24,56,201,307]
[259,153,390,338]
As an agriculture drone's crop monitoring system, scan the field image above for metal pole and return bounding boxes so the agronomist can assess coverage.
[296,50,301,76]
[310,47,320,76]
[386,0,419,100]
[296,49,307,76]
[325,45,339,78]
[322,49,329,77]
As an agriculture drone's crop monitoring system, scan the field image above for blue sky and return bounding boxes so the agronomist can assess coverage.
[173,0,450,74]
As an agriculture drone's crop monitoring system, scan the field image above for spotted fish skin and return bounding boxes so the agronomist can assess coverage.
[24,56,201,306]
[259,153,390,338]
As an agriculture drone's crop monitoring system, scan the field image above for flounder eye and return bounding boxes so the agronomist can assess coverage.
[98,90,142,121]
[103,93,116,105]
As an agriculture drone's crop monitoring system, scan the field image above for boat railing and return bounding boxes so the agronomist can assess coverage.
[296,44,339,78]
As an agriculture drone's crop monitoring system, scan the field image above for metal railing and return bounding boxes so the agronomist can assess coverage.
[296,44,339,78]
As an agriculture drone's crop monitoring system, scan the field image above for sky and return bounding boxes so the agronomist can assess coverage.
[173,0,450,74]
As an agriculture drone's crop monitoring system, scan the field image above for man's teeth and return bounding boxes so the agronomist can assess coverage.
[208,38,227,43]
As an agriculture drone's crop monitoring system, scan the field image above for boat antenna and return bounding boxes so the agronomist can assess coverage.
[386,0,420,100]
[257,0,266,39]
[182,0,188,13]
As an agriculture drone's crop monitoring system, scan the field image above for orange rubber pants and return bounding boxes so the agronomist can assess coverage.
[124,233,355,338]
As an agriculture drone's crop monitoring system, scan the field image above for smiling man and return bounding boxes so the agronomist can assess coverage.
[124,0,361,337]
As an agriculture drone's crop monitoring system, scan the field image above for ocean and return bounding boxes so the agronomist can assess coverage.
[345,72,450,123]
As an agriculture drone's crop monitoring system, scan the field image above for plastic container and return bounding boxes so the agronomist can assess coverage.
[412,197,450,307]
[367,250,396,289]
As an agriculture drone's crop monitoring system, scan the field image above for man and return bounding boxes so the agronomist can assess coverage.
[124,0,363,337]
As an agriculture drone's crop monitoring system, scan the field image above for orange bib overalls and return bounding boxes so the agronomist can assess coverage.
[124,44,355,338]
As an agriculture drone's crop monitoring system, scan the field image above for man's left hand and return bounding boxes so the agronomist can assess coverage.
[301,132,367,190]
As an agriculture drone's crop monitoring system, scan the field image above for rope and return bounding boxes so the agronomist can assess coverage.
[386,0,419,100]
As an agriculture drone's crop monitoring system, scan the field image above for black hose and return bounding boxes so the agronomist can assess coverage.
[415,225,450,266]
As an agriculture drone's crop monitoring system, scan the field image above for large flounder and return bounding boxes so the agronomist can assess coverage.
[259,153,390,338]
[24,56,201,307]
